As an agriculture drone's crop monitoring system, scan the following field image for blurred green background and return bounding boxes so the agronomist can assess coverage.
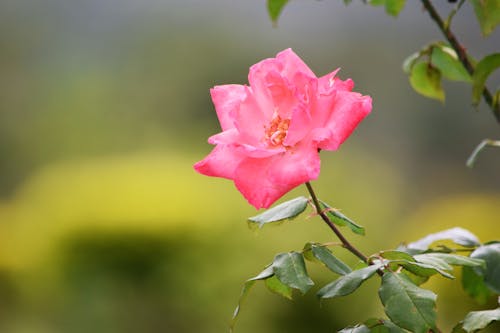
[0,1,499,332]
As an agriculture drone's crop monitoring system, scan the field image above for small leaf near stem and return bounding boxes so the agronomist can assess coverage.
[305,182,369,264]
[444,0,465,30]
[420,0,500,123]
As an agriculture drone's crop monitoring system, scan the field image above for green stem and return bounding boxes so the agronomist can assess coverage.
[305,182,368,263]
[420,0,500,123]
[466,139,500,167]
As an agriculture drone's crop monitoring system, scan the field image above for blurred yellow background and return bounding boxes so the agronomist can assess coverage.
[0,1,499,332]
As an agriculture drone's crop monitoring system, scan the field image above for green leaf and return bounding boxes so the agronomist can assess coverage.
[431,45,472,82]
[384,0,407,17]
[264,275,293,299]
[320,201,365,235]
[230,266,274,332]
[469,0,500,36]
[318,264,382,299]
[369,0,407,17]
[401,270,430,286]
[472,53,500,105]
[407,227,480,252]
[470,243,500,294]
[414,253,453,271]
[267,0,289,23]
[462,266,494,305]
[397,258,455,279]
[379,272,438,333]
[379,250,415,262]
[377,251,452,279]
[402,51,421,74]
[339,324,371,333]
[417,253,485,268]
[272,252,314,294]
[304,243,352,275]
[364,318,408,333]
[409,61,445,102]
[461,307,500,332]
[248,196,309,228]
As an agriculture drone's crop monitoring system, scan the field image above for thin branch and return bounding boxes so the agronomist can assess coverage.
[305,182,368,263]
[466,139,500,167]
[420,0,500,123]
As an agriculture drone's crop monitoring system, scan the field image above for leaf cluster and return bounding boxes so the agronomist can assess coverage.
[232,197,500,333]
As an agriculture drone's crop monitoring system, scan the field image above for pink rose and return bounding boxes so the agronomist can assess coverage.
[194,49,372,209]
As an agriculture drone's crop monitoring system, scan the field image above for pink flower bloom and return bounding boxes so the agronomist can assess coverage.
[194,49,372,209]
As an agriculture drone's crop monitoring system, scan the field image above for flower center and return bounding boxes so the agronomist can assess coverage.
[264,112,290,147]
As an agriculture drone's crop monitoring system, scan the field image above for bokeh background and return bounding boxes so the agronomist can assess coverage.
[0,1,499,332]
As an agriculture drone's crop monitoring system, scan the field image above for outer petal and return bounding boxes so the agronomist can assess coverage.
[194,144,245,180]
[207,128,240,145]
[318,91,372,151]
[318,71,353,95]
[234,146,320,209]
[210,85,247,131]
[276,48,316,81]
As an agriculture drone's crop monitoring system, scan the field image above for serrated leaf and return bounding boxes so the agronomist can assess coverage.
[461,307,500,332]
[364,318,408,333]
[267,0,289,23]
[409,61,445,102]
[375,252,448,280]
[472,53,500,105]
[230,265,274,332]
[306,243,352,275]
[318,264,382,299]
[264,274,293,299]
[401,270,430,286]
[320,201,365,235]
[379,272,437,333]
[431,45,472,82]
[414,253,453,271]
[469,0,500,36]
[380,250,415,262]
[377,251,455,279]
[248,196,309,228]
[418,253,485,268]
[407,227,480,252]
[272,252,314,294]
[470,243,500,294]
[462,266,494,305]
[397,259,455,279]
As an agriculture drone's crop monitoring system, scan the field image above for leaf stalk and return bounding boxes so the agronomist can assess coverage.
[420,0,500,123]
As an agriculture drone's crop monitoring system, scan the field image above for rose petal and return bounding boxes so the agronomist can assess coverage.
[210,85,247,131]
[234,146,320,209]
[284,104,312,147]
[319,91,372,151]
[276,48,316,81]
[194,144,245,180]
[268,144,321,186]
[318,71,353,95]
[234,89,268,146]
[208,128,240,145]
